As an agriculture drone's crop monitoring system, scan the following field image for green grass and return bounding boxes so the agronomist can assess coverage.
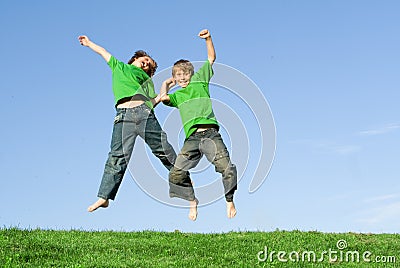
[1,228,399,267]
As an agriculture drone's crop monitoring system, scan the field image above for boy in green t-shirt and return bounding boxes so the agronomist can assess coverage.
[79,35,184,212]
[160,29,237,221]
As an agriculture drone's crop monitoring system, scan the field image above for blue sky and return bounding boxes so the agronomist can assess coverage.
[0,0,399,233]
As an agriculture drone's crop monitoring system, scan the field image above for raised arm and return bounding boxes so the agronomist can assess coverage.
[159,77,176,104]
[78,35,111,63]
[198,29,216,65]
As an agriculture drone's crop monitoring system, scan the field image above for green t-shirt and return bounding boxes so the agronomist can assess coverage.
[107,55,157,108]
[167,60,219,138]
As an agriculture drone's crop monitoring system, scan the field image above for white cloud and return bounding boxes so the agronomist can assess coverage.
[358,123,400,136]
[357,194,400,228]
[357,201,400,225]
[364,194,398,203]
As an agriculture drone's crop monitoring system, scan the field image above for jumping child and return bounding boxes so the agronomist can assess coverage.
[79,35,185,212]
[160,29,237,221]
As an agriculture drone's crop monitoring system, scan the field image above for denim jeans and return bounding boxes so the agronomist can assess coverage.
[169,127,237,202]
[98,103,177,200]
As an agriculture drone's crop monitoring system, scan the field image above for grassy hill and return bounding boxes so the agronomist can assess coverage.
[1,228,399,267]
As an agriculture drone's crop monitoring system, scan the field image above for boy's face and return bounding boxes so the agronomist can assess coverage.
[131,56,155,75]
[173,68,192,88]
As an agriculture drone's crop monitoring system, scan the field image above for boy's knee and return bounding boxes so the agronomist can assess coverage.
[169,167,188,183]
[105,153,128,172]
[213,149,234,174]
[223,163,237,180]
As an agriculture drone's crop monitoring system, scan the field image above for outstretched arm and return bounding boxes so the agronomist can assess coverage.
[159,77,176,104]
[78,35,111,63]
[198,29,216,65]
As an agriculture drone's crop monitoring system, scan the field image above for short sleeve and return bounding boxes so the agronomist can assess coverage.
[107,55,118,71]
[166,93,178,107]
[191,60,213,83]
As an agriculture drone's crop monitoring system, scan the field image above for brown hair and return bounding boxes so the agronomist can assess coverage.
[172,59,194,76]
[127,50,158,77]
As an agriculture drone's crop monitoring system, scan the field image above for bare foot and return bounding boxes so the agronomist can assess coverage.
[188,198,199,221]
[87,198,109,212]
[227,201,237,219]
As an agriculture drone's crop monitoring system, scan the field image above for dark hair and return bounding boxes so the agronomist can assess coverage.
[127,50,158,77]
[172,59,194,76]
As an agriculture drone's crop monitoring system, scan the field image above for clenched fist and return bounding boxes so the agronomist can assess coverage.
[198,29,211,39]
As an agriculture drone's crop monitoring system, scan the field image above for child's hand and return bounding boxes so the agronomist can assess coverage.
[198,29,211,39]
[164,77,176,90]
[78,35,90,46]
[160,78,175,103]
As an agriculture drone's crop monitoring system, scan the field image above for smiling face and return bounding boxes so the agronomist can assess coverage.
[127,50,158,77]
[131,56,156,76]
[173,68,192,88]
[172,60,194,88]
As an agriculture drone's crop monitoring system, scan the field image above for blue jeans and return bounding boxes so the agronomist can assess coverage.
[169,127,237,202]
[98,103,177,200]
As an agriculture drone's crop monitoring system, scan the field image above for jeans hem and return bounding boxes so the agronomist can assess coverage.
[225,197,234,202]
[97,194,114,201]
[169,192,196,202]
